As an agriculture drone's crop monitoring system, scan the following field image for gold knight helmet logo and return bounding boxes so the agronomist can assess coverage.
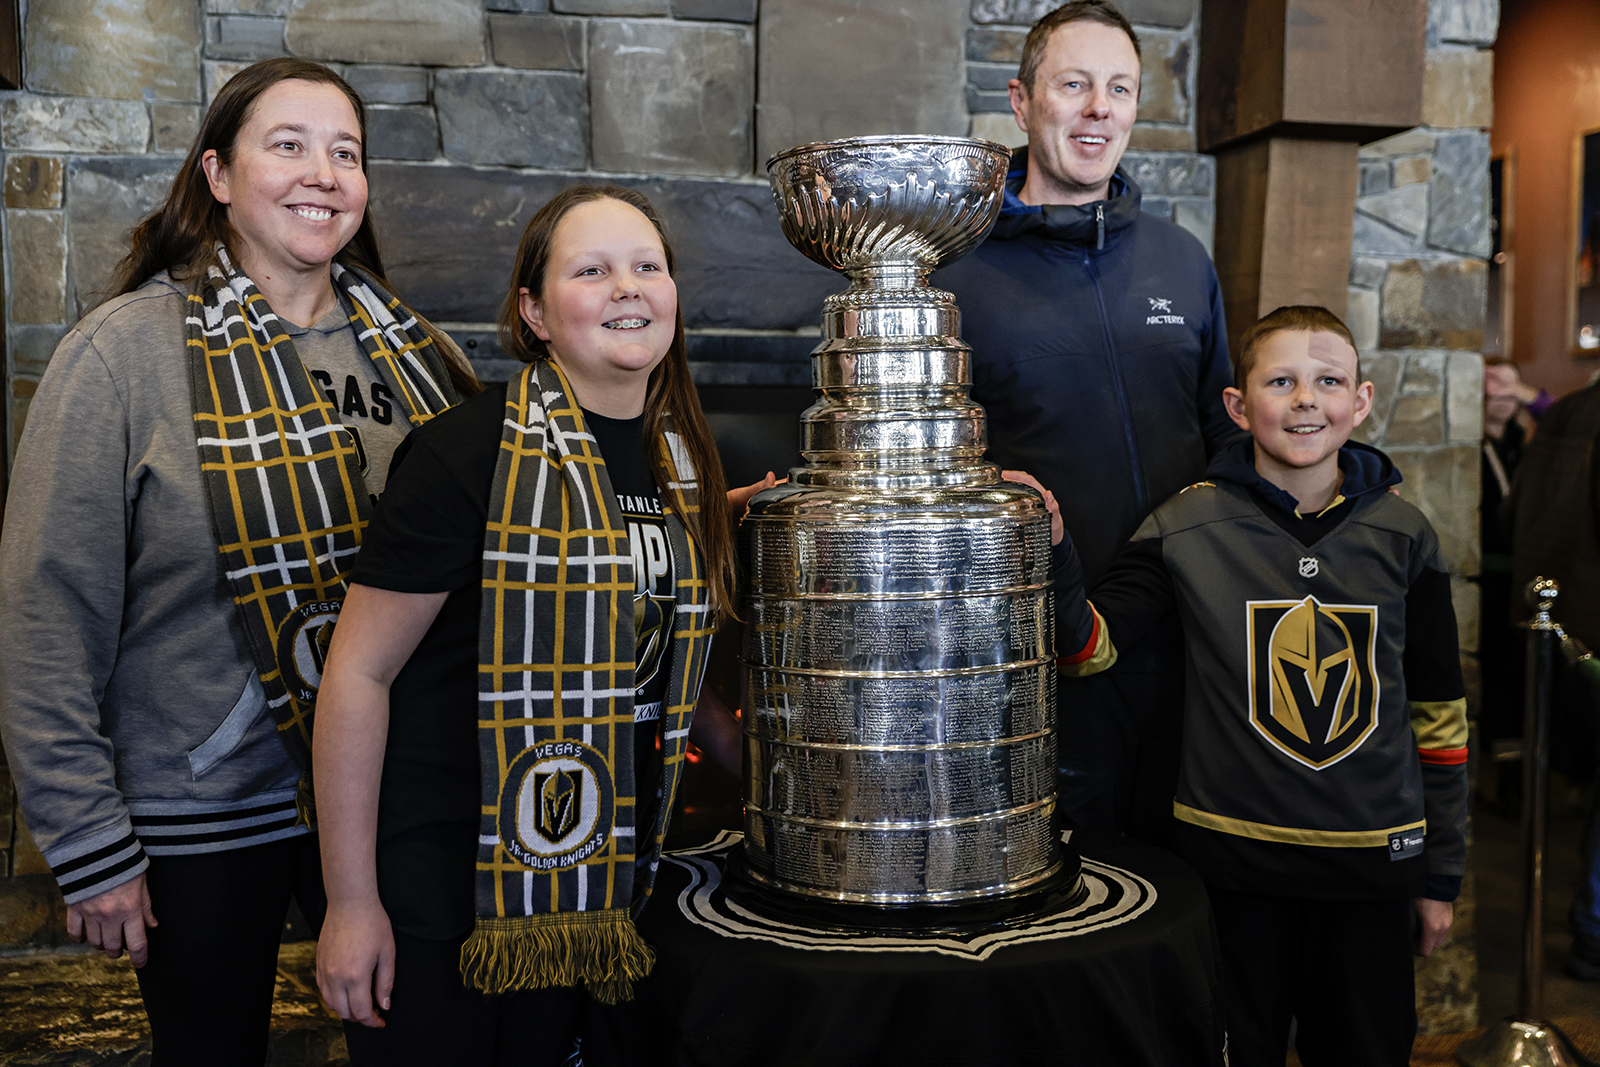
[535,768,582,842]
[1247,595,1380,769]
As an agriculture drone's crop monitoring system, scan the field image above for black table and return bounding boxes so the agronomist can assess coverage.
[632,831,1223,1067]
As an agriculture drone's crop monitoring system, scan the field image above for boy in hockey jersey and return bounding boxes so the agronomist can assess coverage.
[1055,305,1468,1066]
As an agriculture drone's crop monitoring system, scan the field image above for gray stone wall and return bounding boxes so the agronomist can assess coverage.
[0,0,1211,948]
[1347,0,1496,1035]
[2,0,1217,466]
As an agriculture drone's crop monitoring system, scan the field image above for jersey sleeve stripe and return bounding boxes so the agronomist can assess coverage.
[1059,605,1117,675]
[1409,697,1469,751]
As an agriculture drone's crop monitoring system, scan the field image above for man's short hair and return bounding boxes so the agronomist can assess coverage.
[1017,1,1142,93]
[1234,306,1360,390]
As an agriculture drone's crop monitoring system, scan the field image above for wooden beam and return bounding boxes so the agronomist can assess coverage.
[1213,138,1359,354]
[1199,0,1426,152]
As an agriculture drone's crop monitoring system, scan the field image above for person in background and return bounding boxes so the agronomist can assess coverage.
[1507,375,1600,981]
[1477,358,1533,804]
[0,57,475,1066]
[933,0,1238,840]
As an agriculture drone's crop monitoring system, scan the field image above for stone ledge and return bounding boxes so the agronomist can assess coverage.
[0,942,345,1066]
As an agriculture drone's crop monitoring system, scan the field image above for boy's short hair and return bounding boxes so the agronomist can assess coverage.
[1017,1,1142,93]
[1233,305,1359,390]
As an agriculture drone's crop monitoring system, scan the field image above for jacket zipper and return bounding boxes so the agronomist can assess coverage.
[1096,204,1105,250]
[1085,247,1148,515]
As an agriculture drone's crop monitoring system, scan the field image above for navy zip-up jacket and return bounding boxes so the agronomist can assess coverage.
[933,149,1239,590]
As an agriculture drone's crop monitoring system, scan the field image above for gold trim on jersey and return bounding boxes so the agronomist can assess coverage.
[1174,801,1425,847]
[1409,698,1469,751]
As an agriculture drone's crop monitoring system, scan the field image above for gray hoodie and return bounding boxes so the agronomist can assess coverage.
[0,275,394,903]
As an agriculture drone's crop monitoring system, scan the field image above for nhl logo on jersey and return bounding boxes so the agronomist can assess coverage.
[1298,556,1319,578]
[1246,595,1380,769]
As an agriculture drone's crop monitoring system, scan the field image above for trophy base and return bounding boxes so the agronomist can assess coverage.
[721,848,1087,936]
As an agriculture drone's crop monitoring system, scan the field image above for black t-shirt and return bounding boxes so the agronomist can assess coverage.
[351,380,678,939]
[584,409,677,850]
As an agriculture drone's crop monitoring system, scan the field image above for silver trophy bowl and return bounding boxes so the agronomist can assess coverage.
[738,135,1071,906]
[768,135,1011,282]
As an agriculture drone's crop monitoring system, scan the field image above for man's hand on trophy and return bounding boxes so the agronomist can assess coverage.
[1000,470,1063,544]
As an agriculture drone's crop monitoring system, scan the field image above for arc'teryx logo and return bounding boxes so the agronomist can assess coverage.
[1146,296,1185,325]
[1246,595,1380,769]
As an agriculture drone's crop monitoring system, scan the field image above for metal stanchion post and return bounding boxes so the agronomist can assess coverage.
[1458,578,1596,1067]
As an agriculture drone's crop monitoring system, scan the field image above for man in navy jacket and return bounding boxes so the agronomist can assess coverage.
[935,0,1237,837]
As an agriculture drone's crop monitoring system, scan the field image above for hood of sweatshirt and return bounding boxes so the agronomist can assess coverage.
[986,146,1144,249]
[1204,437,1402,516]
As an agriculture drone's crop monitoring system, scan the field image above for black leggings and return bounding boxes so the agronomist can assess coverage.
[134,833,325,1067]
[343,929,646,1067]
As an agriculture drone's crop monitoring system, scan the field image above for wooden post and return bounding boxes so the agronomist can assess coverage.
[1199,0,1426,355]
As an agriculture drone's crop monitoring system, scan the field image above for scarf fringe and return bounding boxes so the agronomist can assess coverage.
[460,910,655,1004]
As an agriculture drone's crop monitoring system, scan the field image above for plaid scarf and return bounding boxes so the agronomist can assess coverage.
[462,360,713,1004]
[187,247,459,788]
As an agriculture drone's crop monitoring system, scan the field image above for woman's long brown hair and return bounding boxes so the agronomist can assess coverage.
[497,185,736,620]
[112,57,478,397]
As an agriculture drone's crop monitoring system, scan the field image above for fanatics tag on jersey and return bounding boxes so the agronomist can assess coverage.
[1388,828,1424,861]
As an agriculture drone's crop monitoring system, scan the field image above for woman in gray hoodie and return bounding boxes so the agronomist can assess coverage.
[0,57,475,1066]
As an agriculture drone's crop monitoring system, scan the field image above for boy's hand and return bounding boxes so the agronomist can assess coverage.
[1413,897,1453,956]
[1001,470,1063,545]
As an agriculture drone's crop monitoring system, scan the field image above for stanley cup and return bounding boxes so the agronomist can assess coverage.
[739,136,1071,904]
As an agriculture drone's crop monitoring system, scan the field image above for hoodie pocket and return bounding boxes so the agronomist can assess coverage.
[188,674,267,779]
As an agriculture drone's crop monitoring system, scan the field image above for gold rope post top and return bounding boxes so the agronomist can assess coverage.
[459,909,655,1004]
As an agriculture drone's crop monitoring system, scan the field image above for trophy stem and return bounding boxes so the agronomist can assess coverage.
[843,261,932,291]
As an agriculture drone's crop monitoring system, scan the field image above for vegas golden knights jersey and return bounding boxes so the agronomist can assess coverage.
[1126,477,1468,899]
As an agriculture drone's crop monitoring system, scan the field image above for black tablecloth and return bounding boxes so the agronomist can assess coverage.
[631,831,1223,1067]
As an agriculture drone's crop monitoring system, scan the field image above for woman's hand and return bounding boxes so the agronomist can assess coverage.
[67,873,157,966]
[1414,897,1453,957]
[727,471,780,520]
[317,899,396,1028]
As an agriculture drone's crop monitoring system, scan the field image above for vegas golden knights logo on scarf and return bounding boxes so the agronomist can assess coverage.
[463,361,712,1004]
[1246,596,1380,769]
[187,247,458,784]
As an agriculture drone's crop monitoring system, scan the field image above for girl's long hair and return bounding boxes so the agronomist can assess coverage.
[497,185,735,619]
[112,57,478,397]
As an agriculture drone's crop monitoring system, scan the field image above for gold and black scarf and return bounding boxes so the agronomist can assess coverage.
[463,360,713,1004]
[187,247,459,786]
